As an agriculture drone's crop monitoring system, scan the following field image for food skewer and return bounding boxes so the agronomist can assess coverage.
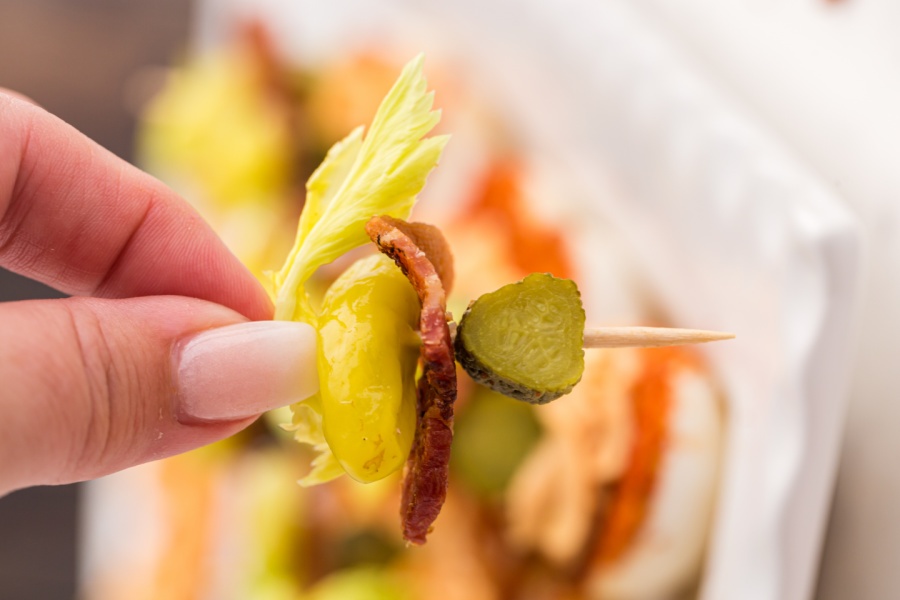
[582,326,735,349]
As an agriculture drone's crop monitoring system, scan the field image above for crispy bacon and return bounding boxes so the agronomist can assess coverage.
[365,215,457,545]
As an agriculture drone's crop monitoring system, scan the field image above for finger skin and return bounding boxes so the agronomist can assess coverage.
[0,88,37,106]
[0,296,256,495]
[0,91,272,321]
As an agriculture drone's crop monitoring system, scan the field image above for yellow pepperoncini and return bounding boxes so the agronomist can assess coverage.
[318,255,420,482]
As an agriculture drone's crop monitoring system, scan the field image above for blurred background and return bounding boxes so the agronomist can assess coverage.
[1,1,898,599]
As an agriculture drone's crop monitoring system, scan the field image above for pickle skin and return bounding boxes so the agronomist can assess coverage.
[454,273,585,405]
[454,336,573,404]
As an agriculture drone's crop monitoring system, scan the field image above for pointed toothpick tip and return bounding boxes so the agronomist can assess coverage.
[583,326,735,349]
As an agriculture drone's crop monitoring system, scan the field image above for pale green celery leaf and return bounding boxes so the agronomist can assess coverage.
[283,393,345,486]
[298,125,364,241]
[277,125,364,300]
[273,53,449,324]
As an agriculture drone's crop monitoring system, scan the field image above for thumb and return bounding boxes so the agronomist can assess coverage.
[0,296,317,495]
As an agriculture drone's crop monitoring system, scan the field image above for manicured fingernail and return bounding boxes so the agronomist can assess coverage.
[175,321,318,422]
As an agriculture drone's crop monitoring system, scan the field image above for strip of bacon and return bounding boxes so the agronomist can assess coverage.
[365,215,457,545]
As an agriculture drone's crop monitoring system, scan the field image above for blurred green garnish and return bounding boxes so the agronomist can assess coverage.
[452,388,542,496]
[334,529,402,571]
[455,273,585,404]
[305,568,410,600]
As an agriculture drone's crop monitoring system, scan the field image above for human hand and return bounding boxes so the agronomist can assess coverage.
[0,91,317,496]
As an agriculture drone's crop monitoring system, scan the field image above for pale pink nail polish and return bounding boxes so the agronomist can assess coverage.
[175,321,318,422]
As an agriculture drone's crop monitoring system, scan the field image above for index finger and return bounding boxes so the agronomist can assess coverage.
[0,91,272,321]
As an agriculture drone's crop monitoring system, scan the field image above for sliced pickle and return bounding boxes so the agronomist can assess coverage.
[455,273,585,404]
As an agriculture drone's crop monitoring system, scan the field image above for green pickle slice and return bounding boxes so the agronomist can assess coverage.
[455,273,585,404]
[317,254,420,483]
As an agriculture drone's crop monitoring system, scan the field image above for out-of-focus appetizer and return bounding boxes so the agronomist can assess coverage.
[267,54,729,549]
[82,23,726,600]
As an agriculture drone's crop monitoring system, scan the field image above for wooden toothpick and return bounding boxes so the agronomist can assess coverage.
[583,327,734,349]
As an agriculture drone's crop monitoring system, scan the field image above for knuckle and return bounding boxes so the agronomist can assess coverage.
[62,300,120,478]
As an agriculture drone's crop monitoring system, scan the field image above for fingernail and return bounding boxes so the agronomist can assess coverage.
[174,321,318,422]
